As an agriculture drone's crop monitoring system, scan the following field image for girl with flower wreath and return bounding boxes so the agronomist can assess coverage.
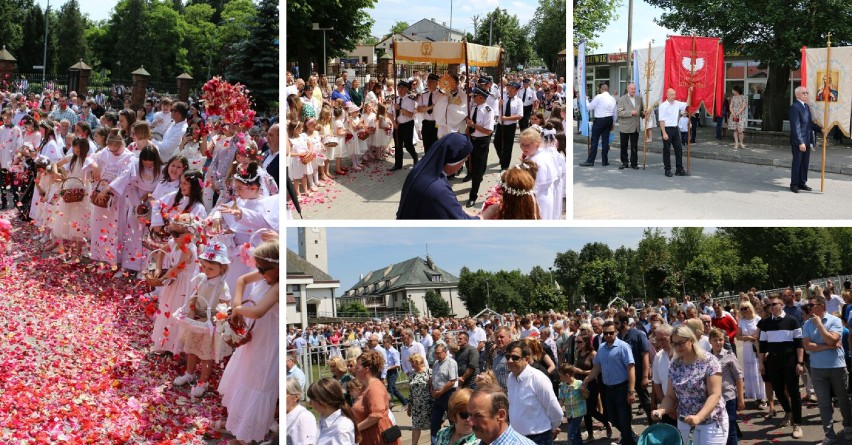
[31,156,60,251]
[216,135,278,207]
[331,106,347,176]
[343,102,364,172]
[173,241,232,398]
[518,126,561,220]
[373,103,393,160]
[89,129,134,268]
[496,160,541,220]
[51,137,96,262]
[304,118,326,188]
[24,120,61,222]
[286,120,313,199]
[360,101,377,163]
[218,238,279,444]
[149,212,200,356]
[207,162,276,294]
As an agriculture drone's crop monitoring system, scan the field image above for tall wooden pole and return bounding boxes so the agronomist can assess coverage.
[686,36,697,173]
[643,41,652,170]
[465,40,471,135]
[393,41,398,150]
[821,33,832,193]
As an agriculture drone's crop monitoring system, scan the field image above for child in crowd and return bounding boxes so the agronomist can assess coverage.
[174,242,232,398]
[150,213,199,355]
[286,120,313,199]
[372,103,393,160]
[51,137,95,262]
[331,106,347,176]
[679,111,690,146]
[32,156,58,251]
[344,103,363,172]
[316,105,335,181]
[304,118,325,188]
[558,364,588,445]
[360,102,377,162]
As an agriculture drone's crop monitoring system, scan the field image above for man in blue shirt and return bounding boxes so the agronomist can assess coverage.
[803,295,852,443]
[783,288,804,323]
[582,320,637,445]
[383,336,408,407]
[617,311,652,425]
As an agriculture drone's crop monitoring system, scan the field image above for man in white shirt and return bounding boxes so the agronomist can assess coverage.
[464,86,495,208]
[650,324,677,426]
[417,73,443,153]
[657,87,693,177]
[579,83,617,167]
[518,78,537,131]
[389,80,418,172]
[158,101,189,162]
[400,328,426,376]
[494,81,524,171]
[505,340,563,442]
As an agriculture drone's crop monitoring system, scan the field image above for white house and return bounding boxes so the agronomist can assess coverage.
[403,18,465,42]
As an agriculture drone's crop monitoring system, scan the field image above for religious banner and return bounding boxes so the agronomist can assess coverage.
[634,45,666,109]
[392,42,501,67]
[577,40,590,137]
[663,36,725,117]
[466,43,501,67]
[802,45,852,136]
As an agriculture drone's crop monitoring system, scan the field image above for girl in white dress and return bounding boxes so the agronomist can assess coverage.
[287,121,312,198]
[218,239,279,443]
[316,105,335,181]
[360,102,377,162]
[215,143,278,207]
[304,118,325,187]
[373,103,393,159]
[32,156,59,249]
[176,118,208,172]
[173,241,232,398]
[344,103,363,172]
[150,213,199,355]
[331,107,346,176]
[126,121,158,158]
[51,137,96,261]
[108,144,163,276]
[90,129,134,268]
[28,121,62,222]
[519,127,561,220]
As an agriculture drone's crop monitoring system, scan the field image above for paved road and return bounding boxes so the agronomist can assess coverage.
[287,138,516,220]
[573,141,852,220]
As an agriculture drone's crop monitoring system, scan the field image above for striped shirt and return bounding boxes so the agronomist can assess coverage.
[757,312,803,355]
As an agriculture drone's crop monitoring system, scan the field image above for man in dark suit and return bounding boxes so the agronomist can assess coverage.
[789,86,814,193]
[263,123,279,186]
[616,82,644,170]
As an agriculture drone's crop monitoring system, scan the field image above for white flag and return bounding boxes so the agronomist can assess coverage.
[635,46,666,109]
[805,46,852,137]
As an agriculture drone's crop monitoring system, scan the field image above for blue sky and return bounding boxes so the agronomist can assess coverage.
[588,0,676,55]
[286,227,676,292]
[39,0,115,22]
[366,0,537,41]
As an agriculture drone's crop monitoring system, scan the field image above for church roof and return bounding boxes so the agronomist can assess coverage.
[345,256,458,297]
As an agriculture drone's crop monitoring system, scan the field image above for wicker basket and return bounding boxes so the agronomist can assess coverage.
[134,200,152,226]
[59,177,85,203]
[142,249,168,286]
[90,180,113,208]
[322,136,338,147]
[141,229,170,251]
[220,306,256,349]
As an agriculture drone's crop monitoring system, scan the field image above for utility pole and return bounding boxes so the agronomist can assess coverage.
[626,0,634,82]
[43,0,49,84]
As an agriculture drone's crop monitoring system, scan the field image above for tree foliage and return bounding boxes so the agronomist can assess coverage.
[573,0,621,50]
[338,301,369,317]
[424,290,452,318]
[643,0,852,131]
[225,0,278,113]
[530,0,566,71]
[390,21,409,36]
[472,8,533,70]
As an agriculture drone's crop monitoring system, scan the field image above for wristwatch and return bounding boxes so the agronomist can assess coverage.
[797,362,804,365]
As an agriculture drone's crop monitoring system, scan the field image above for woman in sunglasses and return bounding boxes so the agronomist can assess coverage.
[434,388,477,445]
[652,325,728,445]
[735,301,767,411]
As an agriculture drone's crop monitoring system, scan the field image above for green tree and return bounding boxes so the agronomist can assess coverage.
[286,0,377,77]
[457,267,493,314]
[56,0,88,72]
[530,0,566,71]
[182,3,217,78]
[669,227,705,274]
[684,254,722,295]
[225,0,278,113]
[553,249,581,301]
[644,0,852,132]
[0,0,29,55]
[573,0,621,50]
[579,241,613,264]
[390,21,409,35]
[17,4,46,77]
[578,258,622,306]
[338,301,369,317]
[473,8,533,69]
[424,290,452,317]
[614,246,643,301]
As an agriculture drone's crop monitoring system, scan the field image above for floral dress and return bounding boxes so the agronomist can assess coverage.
[408,369,433,430]
[728,94,747,131]
[669,354,727,427]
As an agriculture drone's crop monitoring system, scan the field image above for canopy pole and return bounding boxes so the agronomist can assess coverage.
[821,33,832,193]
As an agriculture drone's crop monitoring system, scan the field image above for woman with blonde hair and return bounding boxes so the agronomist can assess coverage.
[308,377,361,445]
[407,353,432,445]
[652,325,728,445]
[518,127,561,219]
[735,300,766,409]
[433,388,477,445]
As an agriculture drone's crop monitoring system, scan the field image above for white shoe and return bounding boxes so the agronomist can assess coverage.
[173,373,195,386]
[190,381,209,398]
[113,269,126,279]
[792,425,803,439]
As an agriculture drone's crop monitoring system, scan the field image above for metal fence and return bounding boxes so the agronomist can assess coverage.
[7,72,184,97]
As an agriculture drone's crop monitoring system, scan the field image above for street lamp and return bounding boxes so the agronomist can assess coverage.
[485,278,491,311]
[312,23,334,76]
[208,17,236,80]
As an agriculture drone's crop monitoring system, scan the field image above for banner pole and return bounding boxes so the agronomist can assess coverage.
[464,40,470,119]
[821,33,832,193]
[393,41,399,152]
[686,36,697,174]
[643,40,652,170]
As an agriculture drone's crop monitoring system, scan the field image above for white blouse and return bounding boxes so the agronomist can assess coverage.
[318,409,356,445]
[286,404,318,445]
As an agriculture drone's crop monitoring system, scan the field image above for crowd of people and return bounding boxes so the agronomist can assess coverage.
[284,69,567,219]
[288,282,852,445]
[0,85,282,444]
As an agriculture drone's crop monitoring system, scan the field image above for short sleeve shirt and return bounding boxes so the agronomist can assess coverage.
[803,313,845,368]
[593,338,634,385]
[669,354,726,426]
[619,328,650,376]
[432,357,458,390]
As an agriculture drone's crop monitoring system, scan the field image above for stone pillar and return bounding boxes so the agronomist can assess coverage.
[378,54,393,80]
[68,60,92,96]
[0,46,17,89]
[130,66,151,110]
[176,73,193,102]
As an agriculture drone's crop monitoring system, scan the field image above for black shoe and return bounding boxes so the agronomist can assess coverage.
[675,170,690,176]
[619,164,628,170]
[466,199,476,208]
[579,162,594,167]
[632,165,640,170]
[602,162,609,166]
[461,175,472,182]
[387,167,402,172]
[790,186,799,193]
[799,184,812,191]
[446,174,456,180]
[665,171,673,177]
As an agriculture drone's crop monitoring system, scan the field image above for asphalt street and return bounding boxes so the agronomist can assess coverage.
[573,142,852,220]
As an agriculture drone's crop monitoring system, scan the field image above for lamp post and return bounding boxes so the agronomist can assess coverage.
[208,17,236,80]
[312,23,334,76]
[485,278,491,311]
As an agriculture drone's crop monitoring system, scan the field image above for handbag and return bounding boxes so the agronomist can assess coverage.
[381,424,401,443]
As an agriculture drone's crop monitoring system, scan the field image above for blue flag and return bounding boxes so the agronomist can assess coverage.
[577,40,589,137]
[633,49,641,97]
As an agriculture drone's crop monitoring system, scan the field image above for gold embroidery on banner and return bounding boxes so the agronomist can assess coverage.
[421,42,433,56]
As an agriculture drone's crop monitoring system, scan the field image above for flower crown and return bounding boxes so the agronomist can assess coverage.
[500,163,536,197]
[541,128,557,140]
[256,255,279,264]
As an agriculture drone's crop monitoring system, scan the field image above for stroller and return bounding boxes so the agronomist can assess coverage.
[637,423,689,445]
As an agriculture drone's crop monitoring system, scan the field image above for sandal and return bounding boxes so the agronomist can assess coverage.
[764,408,777,419]
[335,170,347,176]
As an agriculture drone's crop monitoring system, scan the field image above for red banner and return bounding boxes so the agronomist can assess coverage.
[664,36,725,117]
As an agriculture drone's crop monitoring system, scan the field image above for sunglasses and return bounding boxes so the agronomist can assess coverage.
[739,307,749,311]
[506,354,524,362]
[602,331,616,336]
[257,265,273,274]
[458,412,470,420]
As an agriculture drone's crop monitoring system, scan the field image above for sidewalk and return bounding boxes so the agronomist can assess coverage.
[573,123,852,175]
